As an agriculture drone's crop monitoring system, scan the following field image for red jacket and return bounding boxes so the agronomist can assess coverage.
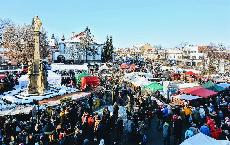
[87,116,95,126]
[211,128,222,139]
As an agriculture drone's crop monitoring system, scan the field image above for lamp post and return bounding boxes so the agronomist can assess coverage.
[167,83,172,103]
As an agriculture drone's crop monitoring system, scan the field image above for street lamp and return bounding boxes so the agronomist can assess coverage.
[167,83,172,103]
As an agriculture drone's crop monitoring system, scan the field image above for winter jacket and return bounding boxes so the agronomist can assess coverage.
[200,125,210,136]
[184,107,192,116]
[199,108,206,119]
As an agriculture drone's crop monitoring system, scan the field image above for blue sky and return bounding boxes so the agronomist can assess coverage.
[0,0,230,48]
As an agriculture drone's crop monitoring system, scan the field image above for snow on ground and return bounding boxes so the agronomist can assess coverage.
[0,84,78,111]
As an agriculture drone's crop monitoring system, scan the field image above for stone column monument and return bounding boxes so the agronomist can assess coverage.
[28,16,47,95]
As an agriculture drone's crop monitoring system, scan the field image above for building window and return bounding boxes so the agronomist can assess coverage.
[191,56,196,59]
[199,56,203,59]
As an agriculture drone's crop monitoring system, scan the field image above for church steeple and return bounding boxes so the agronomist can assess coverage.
[61,35,65,42]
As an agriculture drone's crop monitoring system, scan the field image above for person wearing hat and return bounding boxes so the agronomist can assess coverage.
[199,106,206,124]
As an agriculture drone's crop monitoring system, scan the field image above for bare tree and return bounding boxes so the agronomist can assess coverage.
[2,24,49,64]
[0,18,13,45]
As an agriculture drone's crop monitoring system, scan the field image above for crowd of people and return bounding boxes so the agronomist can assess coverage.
[0,61,229,145]
[0,71,20,93]
[155,91,230,145]
[0,91,154,145]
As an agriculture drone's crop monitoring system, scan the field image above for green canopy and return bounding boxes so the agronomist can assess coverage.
[75,72,91,84]
[202,81,225,92]
[144,82,163,92]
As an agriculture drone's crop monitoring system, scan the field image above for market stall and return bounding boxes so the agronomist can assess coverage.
[144,82,163,92]
[181,86,218,98]
[81,76,100,90]
[120,63,129,69]
[180,133,230,145]
[0,105,35,116]
[171,94,201,106]
[75,72,91,84]
[130,63,137,71]
[202,81,225,92]
[216,82,230,89]
[176,83,200,90]
[131,76,151,88]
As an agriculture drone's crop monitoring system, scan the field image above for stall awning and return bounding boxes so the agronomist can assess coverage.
[130,64,137,70]
[217,83,230,89]
[81,76,100,90]
[202,81,225,92]
[75,72,91,84]
[185,71,196,76]
[181,86,217,98]
[144,82,163,92]
[173,94,201,101]
[120,63,129,69]
[0,74,7,79]
[131,77,151,87]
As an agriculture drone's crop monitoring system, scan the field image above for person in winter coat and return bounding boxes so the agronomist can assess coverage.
[206,117,215,131]
[162,121,171,145]
[173,116,183,145]
[211,125,222,139]
[192,107,200,125]
[200,123,210,136]
[162,106,169,119]
[183,106,192,124]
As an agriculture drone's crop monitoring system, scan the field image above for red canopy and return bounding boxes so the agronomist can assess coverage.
[130,64,137,70]
[120,63,129,69]
[0,74,7,80]
[81,76,100,90]
[181,86,217,98]
[185,71,196,76]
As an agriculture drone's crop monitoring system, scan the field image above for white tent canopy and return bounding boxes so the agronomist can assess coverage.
[123,72,138,82]
[131,76,151,87]
[180,133,230,145]
[99,65,109,71]
[174,94,201,101]
[176,83,200,89]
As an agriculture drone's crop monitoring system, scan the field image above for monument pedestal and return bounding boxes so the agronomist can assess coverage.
[28,16,47,95]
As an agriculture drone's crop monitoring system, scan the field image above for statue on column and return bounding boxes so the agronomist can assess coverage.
[28,16,47,95]
[33,16,42,32]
